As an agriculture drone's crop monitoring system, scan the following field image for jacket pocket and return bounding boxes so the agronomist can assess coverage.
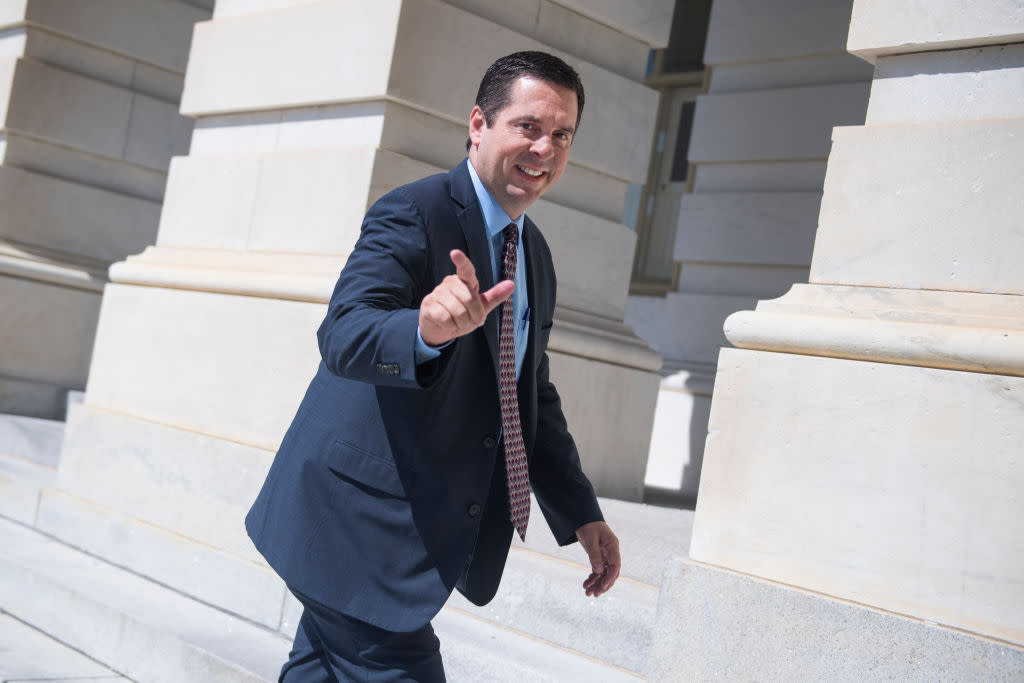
[327,439,406,498]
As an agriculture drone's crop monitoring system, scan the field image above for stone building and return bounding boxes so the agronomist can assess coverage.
[0,0,1021,680]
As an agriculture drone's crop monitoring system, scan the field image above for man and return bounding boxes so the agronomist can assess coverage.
[246,51,620,682]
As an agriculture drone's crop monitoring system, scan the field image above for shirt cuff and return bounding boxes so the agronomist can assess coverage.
[415,327,451,364]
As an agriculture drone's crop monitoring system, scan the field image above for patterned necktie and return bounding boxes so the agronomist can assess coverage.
[499,223,530,541]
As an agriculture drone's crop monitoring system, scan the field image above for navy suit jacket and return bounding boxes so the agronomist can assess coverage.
[245,160,603,632]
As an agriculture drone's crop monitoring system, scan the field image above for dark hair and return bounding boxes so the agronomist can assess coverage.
[466,51,585,152]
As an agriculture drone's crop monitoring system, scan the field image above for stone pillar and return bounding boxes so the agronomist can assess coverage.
[628,0,872,504]
[0,0,207,421]
[47,0,669,633]
[649,1,1024,679]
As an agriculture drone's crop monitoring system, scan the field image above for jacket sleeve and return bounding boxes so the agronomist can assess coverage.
[317,189,451,388]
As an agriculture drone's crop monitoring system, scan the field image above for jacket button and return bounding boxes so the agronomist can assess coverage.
[482,436,496,449]
[467,503,482,517]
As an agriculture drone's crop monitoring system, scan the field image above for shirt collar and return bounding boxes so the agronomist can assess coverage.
[467,159,525,240]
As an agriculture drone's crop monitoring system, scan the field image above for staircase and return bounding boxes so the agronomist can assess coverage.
[0,414,693,682]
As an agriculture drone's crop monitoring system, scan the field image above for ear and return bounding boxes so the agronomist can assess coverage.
[468,105,487,148]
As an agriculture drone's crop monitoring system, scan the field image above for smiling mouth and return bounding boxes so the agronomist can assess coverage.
[517,165,544,178]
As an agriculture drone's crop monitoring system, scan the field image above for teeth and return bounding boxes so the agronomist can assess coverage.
[518,165,542,177]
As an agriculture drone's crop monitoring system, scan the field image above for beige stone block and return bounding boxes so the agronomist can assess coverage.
[0,273,100,388]
[529,200,635,319]
[675,192,821,266]
[181,0,402,115]
[0,375,64,419]
[848,0,1024,63]
[2,132,169,201]
[6,58,133,159]
[653,292,755,366]
[4,57,189,171]
[708,53,874,93]
[162,145,417,256]
[546,0,673,46]
[155,153,267,250]
[867,44,1024,124]
[693,161,829,193]
[433,0,651,81]
[533,1,651,81]
[57,402,274,563]
[688,82,871,163]
[811,121,1024,295]
[694,348,1024,645]
[0,165,160,263]
[0,55,17,121]
[23,0,209,71]
[84,284,324,451]
[248,147,385,254]
[122,91,192,171]
[182,0,657,183]
[547,350,659,502]
[676,262,809,300]
[0,2,28,26]
[188,110,285,155]
[642,376,711,498]
[23,27,135,92]
[705,0,857,65]
[212,0,313,20]
[130,61,185,102]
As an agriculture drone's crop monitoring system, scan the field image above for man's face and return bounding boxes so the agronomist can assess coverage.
[468,76,578,220]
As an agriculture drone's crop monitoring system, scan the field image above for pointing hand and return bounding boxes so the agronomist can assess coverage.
[419,250,514,347]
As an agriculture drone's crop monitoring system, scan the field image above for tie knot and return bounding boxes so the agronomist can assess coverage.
[503,223,518,244]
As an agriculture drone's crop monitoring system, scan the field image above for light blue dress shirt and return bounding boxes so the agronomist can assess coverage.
[415,160,530,379]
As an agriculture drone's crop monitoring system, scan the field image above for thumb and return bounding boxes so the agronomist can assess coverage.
[479,279,514,314]
[585,545,606,574]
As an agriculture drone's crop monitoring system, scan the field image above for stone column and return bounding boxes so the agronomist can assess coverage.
[628,0,872,504]
[0,0,207,422]
[47,0,669,634]
[649,1,1024,679]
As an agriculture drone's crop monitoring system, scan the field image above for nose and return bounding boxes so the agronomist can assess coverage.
[530,135,554,160]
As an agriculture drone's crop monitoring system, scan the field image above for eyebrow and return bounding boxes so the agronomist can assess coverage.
[514,115,575,136]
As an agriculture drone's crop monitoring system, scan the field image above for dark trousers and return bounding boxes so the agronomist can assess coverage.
[280,589,446,683]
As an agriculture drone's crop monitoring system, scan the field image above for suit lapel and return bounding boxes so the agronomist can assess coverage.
[450,160,500,378]
[520,217,540,386]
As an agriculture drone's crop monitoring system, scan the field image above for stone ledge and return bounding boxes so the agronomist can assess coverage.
[725,284,1024,376]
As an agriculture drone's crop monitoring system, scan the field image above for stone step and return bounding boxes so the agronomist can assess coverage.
[0,518,644,682]
[25,491,663,677]
[0,452,56,526]
[445,497,692,677]
[518,495,695,586]
[0,412,65,525]
[435,606,642,682]
[448,547,657,675]
[0,413,65,468]
[33,486,290,630]
[0,612,128,682]
[0,517,286,683]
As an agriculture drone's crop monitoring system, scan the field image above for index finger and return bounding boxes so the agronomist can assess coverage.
[449,249,478,292]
